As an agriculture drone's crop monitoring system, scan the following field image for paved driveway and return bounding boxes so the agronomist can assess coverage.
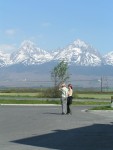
[0,105,113,150]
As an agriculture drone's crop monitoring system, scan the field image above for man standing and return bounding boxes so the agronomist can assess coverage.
[59,83,68,114]
[67,84,73,115]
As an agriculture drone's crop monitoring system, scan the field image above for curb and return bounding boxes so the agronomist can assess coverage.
[0,104,61,106]
[82,109,113,112]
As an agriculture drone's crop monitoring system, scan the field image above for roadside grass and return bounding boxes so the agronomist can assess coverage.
[0,99,60,104]
[0,92,113,99]
[90,105,113,110]
[0,92,112,108]
[0,99,110,106]
[76,93,113,100]
[0,93,42,97]
[72,101,110,106]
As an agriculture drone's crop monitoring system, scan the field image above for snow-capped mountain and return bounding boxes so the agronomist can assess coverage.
[103,52,113,65]
[0,50,12,67]
[0,39,113,87]
[53,39,102,66]
[0,39,113,67]
[10,40,53,65]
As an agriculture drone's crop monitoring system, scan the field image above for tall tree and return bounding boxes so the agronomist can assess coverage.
[51,60,69,92]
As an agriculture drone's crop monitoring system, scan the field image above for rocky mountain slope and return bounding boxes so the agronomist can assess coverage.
[0,39,113,67]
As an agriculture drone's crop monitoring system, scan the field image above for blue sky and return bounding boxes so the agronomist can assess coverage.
[0,0,113,55]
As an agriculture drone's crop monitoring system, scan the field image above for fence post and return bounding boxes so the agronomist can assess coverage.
[111,96,113,107]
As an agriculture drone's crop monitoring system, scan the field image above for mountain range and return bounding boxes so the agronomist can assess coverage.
[0,39,113,87]
[0,39,113,67]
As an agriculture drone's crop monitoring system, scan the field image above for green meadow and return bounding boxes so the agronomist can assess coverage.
[0,89,112,107]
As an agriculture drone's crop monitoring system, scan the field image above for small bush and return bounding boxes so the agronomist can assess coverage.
[43,87,60,98]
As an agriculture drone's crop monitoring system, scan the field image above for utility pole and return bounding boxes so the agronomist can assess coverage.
[98,77,103,92]
[100,77,103,92]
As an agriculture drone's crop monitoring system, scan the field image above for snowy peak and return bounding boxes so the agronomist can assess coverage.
[20,40,36,50]
[53,39,101,66]
[19,40,47,55]
[72,39,100,56]
[103,51,113,65]
[0,50,12,67]
[0,39,113,67]
[73,39,88,48]
[11,40,53,65]
[19,40,48,54]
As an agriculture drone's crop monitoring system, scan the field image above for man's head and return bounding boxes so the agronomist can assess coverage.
[61,83,66,87]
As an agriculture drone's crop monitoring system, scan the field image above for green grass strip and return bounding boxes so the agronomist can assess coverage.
[72,101,110,105]
[0,99,110,106]
[90,105,113,110]
[0,100,60,104]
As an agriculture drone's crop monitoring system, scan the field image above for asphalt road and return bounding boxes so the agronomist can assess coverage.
[0,105,113,150]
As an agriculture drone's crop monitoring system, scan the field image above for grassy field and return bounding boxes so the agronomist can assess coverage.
[90,106,113,110]
[0,91,112,107]
[0,99,59,104]
[0,92,112,99]
[0,99,110,106]
[0,93,41,97]
[75,93,113,99]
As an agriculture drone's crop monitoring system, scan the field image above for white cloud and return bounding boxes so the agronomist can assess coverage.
[42,22,51,27]
[37,34,44,39]
[0,44,16,53]
[5,29,16,36]
[69,28,78,34]
[27,36,38,41]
